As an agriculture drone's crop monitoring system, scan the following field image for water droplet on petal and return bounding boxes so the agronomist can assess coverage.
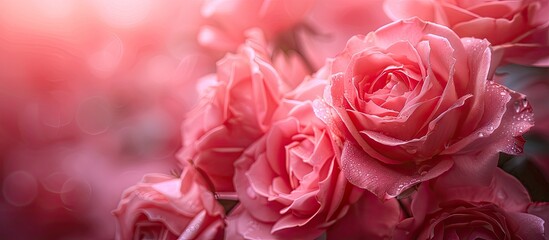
[417,164,431,176]
[513,97,532,114]
[406,148,417,154]
[497,190,507,200]
[403,146,417,154]
[246,187,257,199]
[512,142,524,154]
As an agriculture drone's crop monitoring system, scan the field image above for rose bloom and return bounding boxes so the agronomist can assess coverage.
[226,86,362,239]
[316,18,534,199]
[178,30,304,192]
[198,0,314,53]
[394,169,549,239]
[384,0,549,66]
[113,168,225,240]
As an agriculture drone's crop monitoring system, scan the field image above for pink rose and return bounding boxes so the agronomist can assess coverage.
[227,93,362,239]
[394,169,549,239]
[384,0,549,66]
[316,18,534,198]
[179,31,294,192]
[198,0,314,53]
[113,168,225,240]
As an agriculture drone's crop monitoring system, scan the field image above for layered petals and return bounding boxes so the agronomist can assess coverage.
[384,0,549,67]
[316,18,534,198]
[113,169,225,240]
[228,95,361,239]
[394,168,547,239]
[178,31,294,192]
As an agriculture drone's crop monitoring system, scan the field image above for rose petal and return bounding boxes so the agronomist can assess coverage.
[434,168,531,211]
[340,141,453,199]
[327,192,401,239]
[528,202,549,235]
[506,212,545,239]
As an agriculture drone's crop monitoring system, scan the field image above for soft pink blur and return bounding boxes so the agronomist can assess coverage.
[0,0,214,238]
[296,0,392,69]
[198,0,314,55]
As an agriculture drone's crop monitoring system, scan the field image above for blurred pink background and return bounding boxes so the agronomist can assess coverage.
[0,0,213,238]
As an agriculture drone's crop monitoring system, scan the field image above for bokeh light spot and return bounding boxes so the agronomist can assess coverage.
[3,171,38,207]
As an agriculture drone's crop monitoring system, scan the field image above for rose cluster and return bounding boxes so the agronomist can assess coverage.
[111,1,549,239]
[6,0,546,239]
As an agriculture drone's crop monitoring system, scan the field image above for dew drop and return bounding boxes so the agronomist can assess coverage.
[403,146,417,154]
[246,187,257,199]
[478,132,485,137]
[513,142,524,154]
[417,164,431,176]
[505,141,525,155]
[497,190,507,200]
[406,148,417,154]
[513,97,532,114]
[521,98,528,108]
[313,99,332,125]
